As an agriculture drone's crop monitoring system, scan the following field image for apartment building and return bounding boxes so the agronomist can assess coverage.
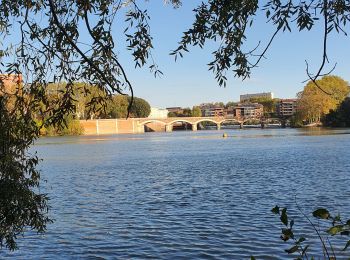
[227,103,263,119]
[277,99,298,117]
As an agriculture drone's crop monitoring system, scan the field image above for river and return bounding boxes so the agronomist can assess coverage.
[2,128,350,259]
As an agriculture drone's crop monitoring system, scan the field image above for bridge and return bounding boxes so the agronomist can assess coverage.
[135,116,285,133]
[79,116,286,135]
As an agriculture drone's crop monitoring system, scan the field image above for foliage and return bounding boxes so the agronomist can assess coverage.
[322,97,350,127]
[289,112,305,128]
[192,106,202,117]
[107,95,130,119]
[272,205,350,259]
[40,115,84,136]
[225,101,238,108]
[0,96,52,251]
[41,83,151,120]
[297,76,349,123]
[182,108,192,117]
[168,111,177,117]
[127,96,151,118]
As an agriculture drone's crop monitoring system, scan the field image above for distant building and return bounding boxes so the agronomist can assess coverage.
[277,99,298,117]
[148,107,168,119]
[228,103,263,119]
[199,103,226,117]
[240,92,274,102]
[166,107,183,115]
[202,106,226,117]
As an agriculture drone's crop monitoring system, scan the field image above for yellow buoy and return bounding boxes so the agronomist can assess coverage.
[222,133,228,138]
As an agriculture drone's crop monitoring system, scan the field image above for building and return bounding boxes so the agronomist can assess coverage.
[166,107,183,115]
[240,92,274,102]
[228,103,263,119]
[148,107,169,119]
[202,106,226,117]
[277,99,298,117]
[199,103,226,117]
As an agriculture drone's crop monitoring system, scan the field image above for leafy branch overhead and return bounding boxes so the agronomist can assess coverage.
[171,0,350,88]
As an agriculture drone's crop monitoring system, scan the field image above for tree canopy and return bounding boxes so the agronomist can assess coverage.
[297,75,349,123]
[322,97,350,127]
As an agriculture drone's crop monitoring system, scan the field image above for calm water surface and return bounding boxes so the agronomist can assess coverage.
[2,128,350,259]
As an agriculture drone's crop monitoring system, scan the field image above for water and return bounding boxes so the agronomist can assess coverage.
[2,128,350,259]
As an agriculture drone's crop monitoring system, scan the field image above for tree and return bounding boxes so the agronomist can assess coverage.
[168,111,177,117]
[322,97,350,127]
[297,75,349,123]
[182,108,192,117]
[128,97,151,118]
[225,101,238,108]
[192,106,202,117]
[0,96,51,251]
[108,95,129,119]
[1,0,350,251]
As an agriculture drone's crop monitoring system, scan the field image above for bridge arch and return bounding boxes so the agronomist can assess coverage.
[194,118,220,130]
[138,119,167,126]
[167,119,194,125]
[194,118,219,125]
[218,118,242,125]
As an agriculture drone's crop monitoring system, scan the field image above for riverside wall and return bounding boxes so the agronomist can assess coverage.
[79,119,168,135]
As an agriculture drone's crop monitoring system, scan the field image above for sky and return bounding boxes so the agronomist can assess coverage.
[110,1,350,108]
[3,1,350,108]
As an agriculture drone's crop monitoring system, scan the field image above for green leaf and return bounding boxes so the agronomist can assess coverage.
[312,208,330,219]
[346,219,350,226]
[298,237,306,243]
[290,219,294,228]
[281,228,294,241]
[271,205,280,214]
[281,208,288,226]
[327,225,343,235]
[285,245,299,254]
[343,240,350,251]
[250,257,256,260]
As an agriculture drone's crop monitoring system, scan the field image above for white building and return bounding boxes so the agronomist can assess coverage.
[148,107,169,119]
[240,92,274,102]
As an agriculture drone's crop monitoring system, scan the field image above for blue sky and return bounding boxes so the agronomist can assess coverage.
[112,2,350,108]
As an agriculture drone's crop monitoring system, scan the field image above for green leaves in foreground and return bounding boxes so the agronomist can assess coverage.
[312,208,330,219]
[272,205,350,259]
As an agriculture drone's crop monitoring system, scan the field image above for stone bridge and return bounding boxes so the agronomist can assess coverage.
[135,116,283,132]
[79,117,285,135]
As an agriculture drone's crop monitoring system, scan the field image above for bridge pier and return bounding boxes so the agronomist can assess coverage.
[217,124,221,130]
[192,124,197,131]
[261,121,265,129]
[136,123,145,133]
[165,124,173,132]
[239,122,243,129]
